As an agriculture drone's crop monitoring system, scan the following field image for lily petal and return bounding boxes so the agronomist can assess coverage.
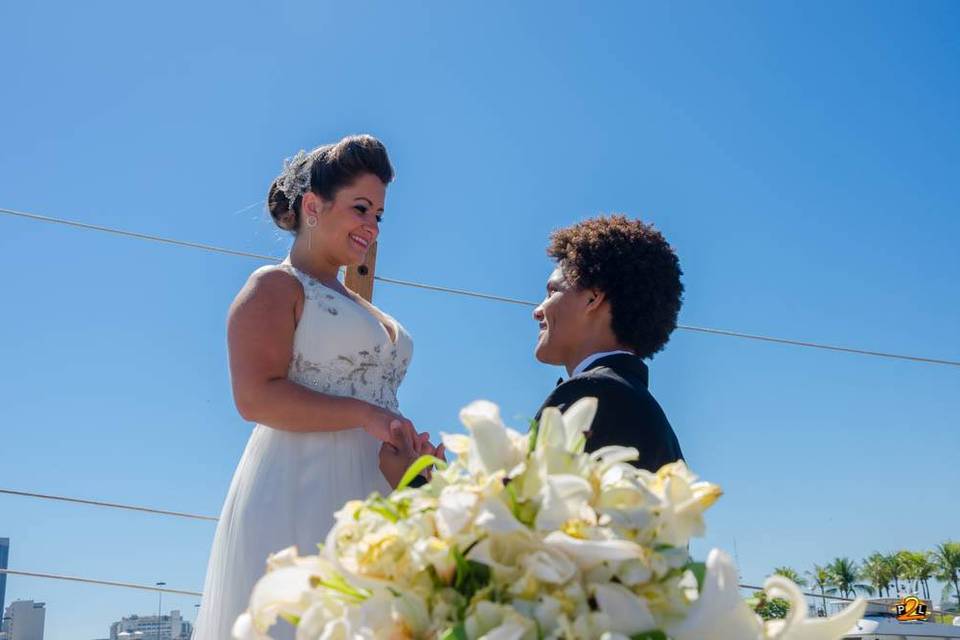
[535,474,594,531]
[560,397,598,451]
[764,575,867,640]
[593,582,657,635]
[543,532,644,569]
[460,400,524,476]
[668,549,762,640]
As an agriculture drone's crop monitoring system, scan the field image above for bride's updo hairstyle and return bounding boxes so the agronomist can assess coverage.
[267,134,395,234]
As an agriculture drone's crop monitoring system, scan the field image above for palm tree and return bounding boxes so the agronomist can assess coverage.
[932,541,960,611]
[806,564,833,616]
[828,557,873,599]
[885,552,907,596]
[772,566,807,587]
[915,553,937,602]
[900,551,937,600]
[861,553,893,599]
[901,551,920,597]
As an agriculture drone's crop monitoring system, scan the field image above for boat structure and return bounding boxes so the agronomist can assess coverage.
[841,598,960,639]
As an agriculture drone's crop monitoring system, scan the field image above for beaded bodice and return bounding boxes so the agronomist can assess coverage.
[275,256,413,413]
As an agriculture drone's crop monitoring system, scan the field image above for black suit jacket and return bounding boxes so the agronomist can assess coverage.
[534,353,683,472]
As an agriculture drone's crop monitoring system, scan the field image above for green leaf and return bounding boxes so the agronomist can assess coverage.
[440,624,468,640]
[462,537,485,556]
[395,497,412,519]
[397,455,447,491]
[686,561,707,591]
[451,545,492,601]
[528,417,540,453]
[366,503,399,523]
[630,631,667,640]
[426,564,446,589]
[505,482,536,527]
[312,574,371,601]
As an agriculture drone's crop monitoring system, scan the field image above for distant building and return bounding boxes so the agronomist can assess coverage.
[0,538,8,616]
[109,610,191,640]
[1,600,45,640]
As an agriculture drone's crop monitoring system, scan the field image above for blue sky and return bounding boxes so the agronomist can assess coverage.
[1,1,958,637]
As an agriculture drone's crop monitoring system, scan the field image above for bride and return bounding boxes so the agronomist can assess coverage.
[194,134,438,639]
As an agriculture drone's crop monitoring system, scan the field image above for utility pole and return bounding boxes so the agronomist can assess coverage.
[155,581,166,640]
[345,241,377,302]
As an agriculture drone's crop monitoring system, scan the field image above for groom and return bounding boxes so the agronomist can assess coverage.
[532,214,685,471]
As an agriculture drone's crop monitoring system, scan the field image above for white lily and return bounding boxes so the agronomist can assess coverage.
[543,531,644,569]
[668,549,764,640]
[294,597,351,640]
[536,397,597,453]
[233,557,334,639]
[468,532,537,582]
[531,401,594,478]
[475,494,528,534]
[763,574,866,640]
[590,445,641,475]
[436,486,480,538]
[236,399,758,640]
[464,601,536,640]
[534,473,594,531]
[651,462,722,546]
[593,582,658,635]
[522,547,577,584]
[532,595,565,637]
[459,400,527,477]
[389,591,431,638]
[669,549,867,640]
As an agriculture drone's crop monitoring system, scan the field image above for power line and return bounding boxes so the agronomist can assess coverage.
[227,199,266,217]
[374,274,537,307]
[0,569,201,596]
[0,488,217,522]
[676,325,960,367]
[0,207,278,262]
[2,206,958,368]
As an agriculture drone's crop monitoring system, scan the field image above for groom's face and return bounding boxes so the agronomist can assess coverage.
[533,266,592,365]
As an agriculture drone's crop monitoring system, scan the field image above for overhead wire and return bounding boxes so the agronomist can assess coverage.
[2,206,958,367]
[0,488,217,522]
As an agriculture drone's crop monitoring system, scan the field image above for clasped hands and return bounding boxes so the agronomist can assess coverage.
[364,408,444,488]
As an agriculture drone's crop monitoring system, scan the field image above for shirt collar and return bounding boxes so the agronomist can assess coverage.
[571,350,635,378]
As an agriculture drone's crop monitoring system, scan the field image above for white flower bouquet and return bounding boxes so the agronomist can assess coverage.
[234,398,865,640]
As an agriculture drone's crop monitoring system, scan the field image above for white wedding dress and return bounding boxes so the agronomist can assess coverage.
[193,255,413,640]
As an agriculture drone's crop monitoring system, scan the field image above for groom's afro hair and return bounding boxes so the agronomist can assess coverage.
[548,215,684,359]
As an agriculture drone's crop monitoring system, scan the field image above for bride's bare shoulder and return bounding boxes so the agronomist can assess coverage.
[231,264,303,314]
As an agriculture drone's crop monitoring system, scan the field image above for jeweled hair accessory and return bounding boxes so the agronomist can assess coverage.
[277,149,315,206]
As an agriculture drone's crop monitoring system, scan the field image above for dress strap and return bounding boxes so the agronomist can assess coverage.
[275,255,305,281]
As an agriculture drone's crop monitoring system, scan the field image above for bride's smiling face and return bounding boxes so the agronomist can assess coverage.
[300,173,387,266]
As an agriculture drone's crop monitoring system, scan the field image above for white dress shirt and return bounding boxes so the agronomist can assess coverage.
[570,350,635,378]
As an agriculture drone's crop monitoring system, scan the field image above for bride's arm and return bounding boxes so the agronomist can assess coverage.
[226,267,404,442]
